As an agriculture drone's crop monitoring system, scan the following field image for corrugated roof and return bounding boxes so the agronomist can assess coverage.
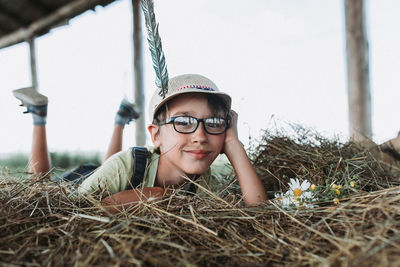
[0,0,117,49]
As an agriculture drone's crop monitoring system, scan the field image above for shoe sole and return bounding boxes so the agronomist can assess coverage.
[13,87,48,106]
[120,99,140,119]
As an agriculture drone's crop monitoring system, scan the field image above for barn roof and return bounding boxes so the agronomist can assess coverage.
[0,0,117,49]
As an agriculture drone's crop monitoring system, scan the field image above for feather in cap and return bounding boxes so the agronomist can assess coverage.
[141,0,169,98]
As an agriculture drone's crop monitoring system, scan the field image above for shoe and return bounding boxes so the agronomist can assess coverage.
[13,87,48,116]
[13,87,48,106]
[118,99,140,120]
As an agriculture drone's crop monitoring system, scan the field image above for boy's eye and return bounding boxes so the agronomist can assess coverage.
[174,117,193,126]
[205,118,225,128]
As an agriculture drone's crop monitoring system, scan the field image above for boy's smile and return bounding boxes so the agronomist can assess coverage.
[184,149,211,160]
[150,93,226,186]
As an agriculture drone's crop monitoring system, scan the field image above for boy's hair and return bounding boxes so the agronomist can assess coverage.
[148,74,231,122]
[153,93,230,124]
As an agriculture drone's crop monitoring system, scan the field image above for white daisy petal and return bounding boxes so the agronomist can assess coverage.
[281,196,292,207]
[303,191,314,200]
[301,180,311,190]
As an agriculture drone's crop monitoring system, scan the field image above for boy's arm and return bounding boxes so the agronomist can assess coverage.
[101,187,167,214]
[223,111,268,206]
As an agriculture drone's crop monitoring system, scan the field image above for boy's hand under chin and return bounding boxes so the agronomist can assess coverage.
[222,110,241,153]
[221,110,268,206]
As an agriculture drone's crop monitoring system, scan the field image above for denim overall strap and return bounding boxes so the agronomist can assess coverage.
[128,147,152,189]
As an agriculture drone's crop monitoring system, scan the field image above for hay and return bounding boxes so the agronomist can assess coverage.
[251,125,400,196]
[1,128,400,266]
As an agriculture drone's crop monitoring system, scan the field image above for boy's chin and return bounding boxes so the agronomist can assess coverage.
[183,166,209,177]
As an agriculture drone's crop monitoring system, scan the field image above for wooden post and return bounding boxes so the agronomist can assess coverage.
[28,37,39,90]
[132,0,146,146]
[344,0,372,142]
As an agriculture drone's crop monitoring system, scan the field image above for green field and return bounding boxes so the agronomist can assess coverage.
[0,152,102,173]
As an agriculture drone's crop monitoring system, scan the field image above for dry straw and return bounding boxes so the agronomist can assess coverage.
[1,126,400,266]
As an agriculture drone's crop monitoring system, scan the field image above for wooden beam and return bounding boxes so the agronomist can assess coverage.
[0,0,113,49]
[344,0,372,143]
[132,0,146,146]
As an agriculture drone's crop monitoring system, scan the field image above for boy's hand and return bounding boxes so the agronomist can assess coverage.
[101,187,169,214]
[223,110,240,153]
[221,110,268,206]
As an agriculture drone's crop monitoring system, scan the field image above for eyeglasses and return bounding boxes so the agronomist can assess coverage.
[157,115,230,135]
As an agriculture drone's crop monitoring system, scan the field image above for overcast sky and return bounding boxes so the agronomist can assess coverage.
[0,0,399,155]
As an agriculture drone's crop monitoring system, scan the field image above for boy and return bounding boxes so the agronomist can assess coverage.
[78,74,267,207]
[14,74,268,207]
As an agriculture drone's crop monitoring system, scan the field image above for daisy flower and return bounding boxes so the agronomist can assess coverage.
[274,192,292,208]
[274,178,317,210]
[274,192,284,203]
[287,178,311,199]
[302,190,314,200]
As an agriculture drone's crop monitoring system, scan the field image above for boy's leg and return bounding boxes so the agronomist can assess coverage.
[104,99,139,161]
[13,87,50,175]
[31,125,51,174]
[105,125,124,161]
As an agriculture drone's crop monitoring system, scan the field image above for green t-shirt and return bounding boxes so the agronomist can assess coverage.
[77,147,234,197]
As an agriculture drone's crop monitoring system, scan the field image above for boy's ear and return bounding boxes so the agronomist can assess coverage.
[148,124,161,148]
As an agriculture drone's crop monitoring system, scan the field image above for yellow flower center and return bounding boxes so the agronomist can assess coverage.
[293,188,302,197]
[311,184,316,191]
[350,181,355,187]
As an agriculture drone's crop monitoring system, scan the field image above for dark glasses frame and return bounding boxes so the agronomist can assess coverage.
[157,115,231,135]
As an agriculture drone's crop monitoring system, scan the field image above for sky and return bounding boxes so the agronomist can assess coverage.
[0,0,399,155]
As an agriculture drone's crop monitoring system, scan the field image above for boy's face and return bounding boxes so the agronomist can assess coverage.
[150,93,226,177]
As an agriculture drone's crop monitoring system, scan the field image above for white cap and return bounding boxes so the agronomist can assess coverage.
[148,74,232,121]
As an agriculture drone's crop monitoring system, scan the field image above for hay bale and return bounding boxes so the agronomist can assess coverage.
[1,128,400,266]
[251,125,400,197]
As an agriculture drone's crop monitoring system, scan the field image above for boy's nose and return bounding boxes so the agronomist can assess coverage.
[191,123,208,143]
